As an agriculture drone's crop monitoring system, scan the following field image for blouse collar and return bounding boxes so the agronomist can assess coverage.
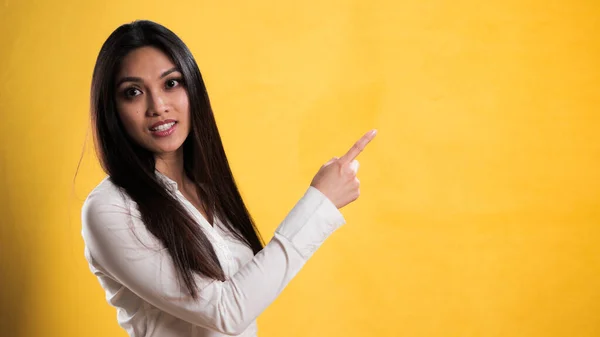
[155,170,179,192]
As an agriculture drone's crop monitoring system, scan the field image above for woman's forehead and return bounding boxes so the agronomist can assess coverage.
[118,46,177,78]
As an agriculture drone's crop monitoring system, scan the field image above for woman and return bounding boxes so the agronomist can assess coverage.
[81,20,376,337]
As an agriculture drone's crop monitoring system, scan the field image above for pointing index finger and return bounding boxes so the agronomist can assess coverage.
[339,129,377,165]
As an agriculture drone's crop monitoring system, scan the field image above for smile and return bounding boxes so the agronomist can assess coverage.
[150,122,176,131]
[149,121,178,137]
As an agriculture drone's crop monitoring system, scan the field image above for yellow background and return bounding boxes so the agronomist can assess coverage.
[1,0,599,336]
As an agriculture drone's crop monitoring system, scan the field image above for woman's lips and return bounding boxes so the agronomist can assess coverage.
[150,121,177,137]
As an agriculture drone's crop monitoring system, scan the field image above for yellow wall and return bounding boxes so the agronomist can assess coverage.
[1,0,599,336]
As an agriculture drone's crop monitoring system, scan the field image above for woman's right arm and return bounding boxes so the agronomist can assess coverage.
[82,129,376,335]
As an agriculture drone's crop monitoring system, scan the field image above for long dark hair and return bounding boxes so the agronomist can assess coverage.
[90,20,263,298]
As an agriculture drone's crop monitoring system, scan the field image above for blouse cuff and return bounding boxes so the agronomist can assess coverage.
[274,186,346,259]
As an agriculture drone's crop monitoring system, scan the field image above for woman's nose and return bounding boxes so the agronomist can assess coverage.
[146,91,169,116]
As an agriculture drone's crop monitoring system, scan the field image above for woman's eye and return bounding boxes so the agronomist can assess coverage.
[166,79,181,89]
[125,88,142,98]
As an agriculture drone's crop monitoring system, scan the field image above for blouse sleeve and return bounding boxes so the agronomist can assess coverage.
[81,185,345,335]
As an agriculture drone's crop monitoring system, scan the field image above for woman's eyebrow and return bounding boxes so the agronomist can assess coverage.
[159,67,179,79]
[116,67,180,87]
[116,76,142,87]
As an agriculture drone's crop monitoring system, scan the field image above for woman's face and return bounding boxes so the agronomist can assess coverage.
[115,46,190,156]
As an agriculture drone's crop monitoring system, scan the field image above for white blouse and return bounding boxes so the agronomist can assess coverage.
[81,172,346,337]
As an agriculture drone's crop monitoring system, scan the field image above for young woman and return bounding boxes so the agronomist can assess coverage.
[81,20,376,337]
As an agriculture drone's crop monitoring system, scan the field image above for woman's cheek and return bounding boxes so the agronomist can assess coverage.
[117,110,142,139]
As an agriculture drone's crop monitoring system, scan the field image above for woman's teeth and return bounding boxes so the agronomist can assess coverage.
[151,122,175,131]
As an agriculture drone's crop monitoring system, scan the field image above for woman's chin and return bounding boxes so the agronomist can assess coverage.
[151,144,184,156]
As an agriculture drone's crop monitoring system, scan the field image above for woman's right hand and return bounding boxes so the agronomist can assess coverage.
[310,129,377,209]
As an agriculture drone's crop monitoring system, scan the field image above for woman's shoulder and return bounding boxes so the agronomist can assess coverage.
[85,176,127,203]
[81,176,144,239]
[81,176,161,258]
[81,176,134,219]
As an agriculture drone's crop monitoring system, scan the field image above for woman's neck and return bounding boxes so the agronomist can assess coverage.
[155,149,186,188]
[155,148,211,224]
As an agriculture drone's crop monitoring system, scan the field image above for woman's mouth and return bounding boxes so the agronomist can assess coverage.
[150,121,177,137]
